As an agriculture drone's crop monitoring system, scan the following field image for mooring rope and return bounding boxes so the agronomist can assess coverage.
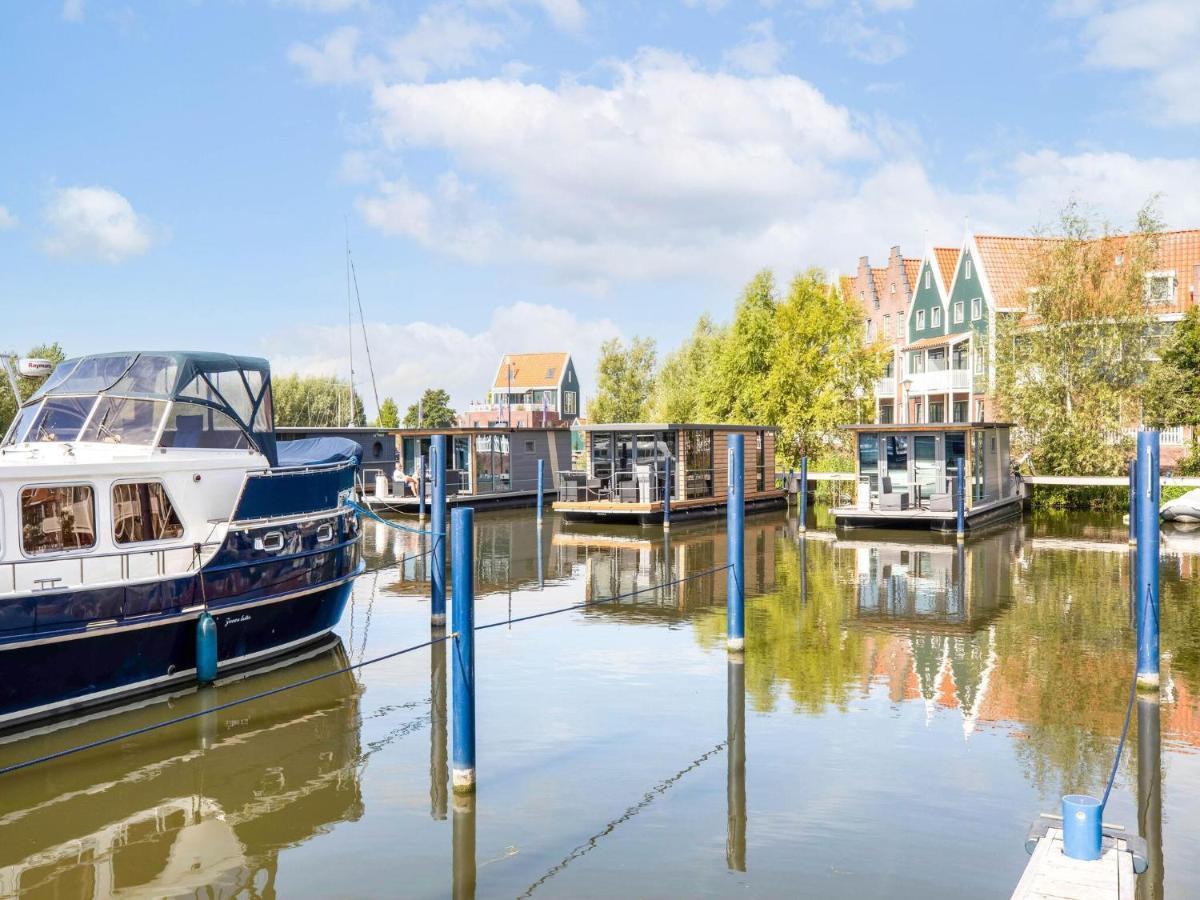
[344,498,443,537]
[1101,581,1159,809]
[0,555,729,778]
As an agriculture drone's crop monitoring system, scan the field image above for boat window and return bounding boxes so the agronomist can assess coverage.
[80,397,167,444]
[112,481,184,544]
[48,354,136,396]
[3,402,43,446]
[252,382,274,433]
[19,396,96,443]
[107,354,178,396]
[21,485,96,555]
[181,371,255,427]
[474,433,511,493]
[27,358,78,399]
[159,401,252,450]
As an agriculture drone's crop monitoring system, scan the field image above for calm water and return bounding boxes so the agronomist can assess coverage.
[2,506,1198,898]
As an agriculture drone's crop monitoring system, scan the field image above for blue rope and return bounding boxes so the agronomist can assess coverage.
[344,498,443,536]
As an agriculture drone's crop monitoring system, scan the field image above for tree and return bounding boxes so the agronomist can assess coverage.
[762,270,886,465]
[648,315,725,422]
[403,388,457,428]
[995,200,1162,478]
[376,396,400,428]
[0,342,67,435]
[1145,305,1200,471]
[700,270,778,423]
[273,373,366,427]
[588,336,657,423]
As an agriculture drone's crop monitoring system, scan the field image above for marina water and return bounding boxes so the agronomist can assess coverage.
[1,506,1197,897]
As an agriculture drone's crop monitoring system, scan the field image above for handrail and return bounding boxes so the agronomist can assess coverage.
[2,540,225,596]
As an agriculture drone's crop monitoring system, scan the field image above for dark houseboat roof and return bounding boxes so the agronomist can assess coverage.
[578,422,777,433]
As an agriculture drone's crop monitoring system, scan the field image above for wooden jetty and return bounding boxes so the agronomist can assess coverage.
[1013,826,1140,900]
[551,423,786,524]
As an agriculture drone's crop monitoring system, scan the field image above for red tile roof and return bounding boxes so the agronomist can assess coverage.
[903,258,920,291]
[934,247,959,291]
[493,352,570,390]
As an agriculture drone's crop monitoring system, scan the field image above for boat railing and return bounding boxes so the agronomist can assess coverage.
[2,540,224,596]
[557,465,736,503]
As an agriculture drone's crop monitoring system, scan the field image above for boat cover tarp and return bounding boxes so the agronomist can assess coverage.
[1161,487,1200,523]
[275,436,364,468]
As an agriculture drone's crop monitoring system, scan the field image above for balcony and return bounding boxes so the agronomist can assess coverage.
[875,376,895,397]
[905,368,972,395]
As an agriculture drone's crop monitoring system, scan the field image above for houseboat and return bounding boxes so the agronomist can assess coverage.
[369,426,572,512]
[552,423,786,524]
[831,422,1022,531]
[0,351,362,731]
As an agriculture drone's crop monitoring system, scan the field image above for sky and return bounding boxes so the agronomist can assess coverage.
[3,0,1200,418]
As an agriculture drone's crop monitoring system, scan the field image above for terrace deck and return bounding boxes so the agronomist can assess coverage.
[831,494,1021,532]
[553,489,786,524]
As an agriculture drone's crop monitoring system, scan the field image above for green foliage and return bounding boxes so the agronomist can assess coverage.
[0,343,67,435]
[646,268,883,468]
[273,373,366,427]
[996,200,1162,480]
[375,396,400,428]
[648,315,725,422]
[588,336,657,423]
[763,269,886,465]
[1146,304,1200,472]
[403,388,456,428]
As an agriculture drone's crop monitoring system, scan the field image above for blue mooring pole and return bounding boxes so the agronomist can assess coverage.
[1128,457,1138,546]
[431,435,447,628]
[727,433,745,652]
[451,506,476,793]
[663,452,672,531]
[955,457,966,542]
[1135,430,1160,690]
[799,456,808,533]
[536,458,545,528]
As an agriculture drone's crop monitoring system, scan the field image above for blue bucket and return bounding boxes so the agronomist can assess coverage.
[1061,794,1102,860]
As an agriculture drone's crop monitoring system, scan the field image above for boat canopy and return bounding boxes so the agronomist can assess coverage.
[20,351,279,464]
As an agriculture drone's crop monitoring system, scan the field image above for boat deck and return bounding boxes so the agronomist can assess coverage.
[553,490,786,524]
[831,495,1022,531]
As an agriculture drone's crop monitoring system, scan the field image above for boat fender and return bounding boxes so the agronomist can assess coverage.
[196,612,218,685]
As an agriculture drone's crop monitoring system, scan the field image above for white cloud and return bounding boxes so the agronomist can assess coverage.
[61,0,84,23]
[723,19,785,76]
[263,301,621,416]
[274,0,364,12]
[534,0,586,34]
[682,0,729,11]
[823,2,908,64]
[289,7,506,85]
[1063,0,1200,124]
[0,206,16,231]
[42,186,157,263]
[871,0,913,10]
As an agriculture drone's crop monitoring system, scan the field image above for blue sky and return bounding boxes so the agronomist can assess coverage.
[3,0,1199,415]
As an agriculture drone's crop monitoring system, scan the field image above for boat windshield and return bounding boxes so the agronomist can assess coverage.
[79,396,167,445]
[7,397,96,444]
[30,354,136,400]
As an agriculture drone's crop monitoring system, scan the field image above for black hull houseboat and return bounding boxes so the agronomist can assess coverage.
[0,352,362,732]
[831,422,1022,531]
[552,423,786,524]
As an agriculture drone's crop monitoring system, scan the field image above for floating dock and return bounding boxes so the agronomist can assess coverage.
[1013,826,1139,899]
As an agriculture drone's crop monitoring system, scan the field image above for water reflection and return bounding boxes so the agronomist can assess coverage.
[430,637,448,821]
[452,793,476,900]
[726,658,746,873]
[0,640,363,898]
[1137,697,1162,900]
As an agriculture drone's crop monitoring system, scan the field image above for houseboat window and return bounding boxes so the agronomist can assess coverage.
[21,485,96,555]
[972,430,987,502]
[80,397,166,444]
[108,354,178,395]
[615,432,635,477]
[684,429,713,499]
[858,434,879,493]
[659,432,677,498]
[474,433,510,493]
[756,431,766,492]
[524,439,536,453]
[591,432,612,486]
[158,402,251,450]
[885,436,908,495]
[453,436,471,473]
[946,433,966,477]
[112,482,184,544]
[913,436,938,502]
[14,396,95,444]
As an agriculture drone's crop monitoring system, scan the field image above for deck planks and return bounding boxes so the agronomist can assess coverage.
[1012,828,1135,900]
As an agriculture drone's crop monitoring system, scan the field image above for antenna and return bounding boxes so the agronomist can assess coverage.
[348,250,382,422]
[345,221,356,427]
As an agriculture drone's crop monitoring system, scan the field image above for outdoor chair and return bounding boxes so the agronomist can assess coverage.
[878,476,909,511]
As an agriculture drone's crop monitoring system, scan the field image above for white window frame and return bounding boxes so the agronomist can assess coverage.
[111,479,186,547]
[924,269,930,290]
[953,301,964,324]
[974,345,986,375]
[965,258,973,280]
[971,297,982,319]
[19,481,98,559]
[975,399,985,422]
[882,313,890,335]
[916,309,926,330]
[931,306,943,328]
[1145,271,1176,305]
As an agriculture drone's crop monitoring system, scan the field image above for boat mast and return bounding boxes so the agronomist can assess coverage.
[348,249,382,423]
[345,226,356,427]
